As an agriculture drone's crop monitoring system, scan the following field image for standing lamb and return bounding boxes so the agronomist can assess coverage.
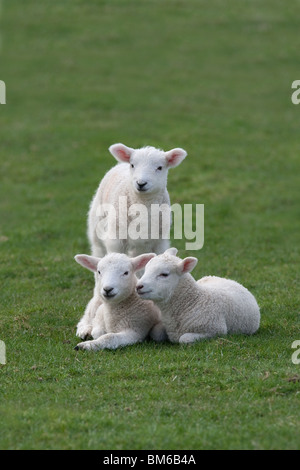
[74,252,166,350]
[88,143,187,258]
[136,248,260,344]
[77,143,187,339]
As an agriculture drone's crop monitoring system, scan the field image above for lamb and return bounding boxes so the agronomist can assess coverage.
[74,252,166,350]
[88,143,187,258]
[136,248,260,344]
[77,143,187,339]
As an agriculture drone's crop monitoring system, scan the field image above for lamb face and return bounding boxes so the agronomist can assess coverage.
[136,250,198,303]
[75,252,156,304]
[109,144,187,196]
[136,257,179,302]
[96,255,136,303]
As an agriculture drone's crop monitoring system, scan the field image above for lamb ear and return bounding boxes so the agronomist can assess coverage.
[165,148,187,168]
[74,254,100,272]
[131,253,156,272]
[109,143,134,163]
[177,257,198,274]
[164,247,178,256]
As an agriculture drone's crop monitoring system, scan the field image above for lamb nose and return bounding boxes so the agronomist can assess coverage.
[136,284,144,291]
[104,286,113,293]
[137,181,147,188]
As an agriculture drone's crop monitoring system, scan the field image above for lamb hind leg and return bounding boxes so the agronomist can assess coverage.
[149,322,168,342]
[179,333,212,344]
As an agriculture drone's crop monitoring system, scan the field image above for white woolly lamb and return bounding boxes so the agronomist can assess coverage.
[88,143,187,258]
[74,252,166,350]
[136,248,260,344]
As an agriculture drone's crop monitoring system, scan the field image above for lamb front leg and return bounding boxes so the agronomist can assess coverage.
[76,293,102,340]
[74,329,143,351]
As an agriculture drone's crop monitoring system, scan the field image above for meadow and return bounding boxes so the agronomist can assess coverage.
[0,0,299,449]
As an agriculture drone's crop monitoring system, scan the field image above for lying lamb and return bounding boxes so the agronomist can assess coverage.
[136,248,260,344]
[74,252,166,350]
[77,143,187,339]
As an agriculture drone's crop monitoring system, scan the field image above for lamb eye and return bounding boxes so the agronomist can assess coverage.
[131,163,134,168]
[123,271,129,276]
[160,273,169,277]
[98,270,101,275]
[157,166,162,171]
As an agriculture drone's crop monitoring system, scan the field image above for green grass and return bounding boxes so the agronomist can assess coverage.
[0,0,300,450]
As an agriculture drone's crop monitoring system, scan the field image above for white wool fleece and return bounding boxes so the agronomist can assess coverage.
[74,252,166,350]
[136,248,260,344]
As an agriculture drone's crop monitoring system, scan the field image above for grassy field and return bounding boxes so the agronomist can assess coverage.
[0,0,300,450]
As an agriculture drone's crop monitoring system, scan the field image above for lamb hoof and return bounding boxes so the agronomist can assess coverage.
[76,324,93,340]
[179,333,204,344]
[82,334,93,341]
